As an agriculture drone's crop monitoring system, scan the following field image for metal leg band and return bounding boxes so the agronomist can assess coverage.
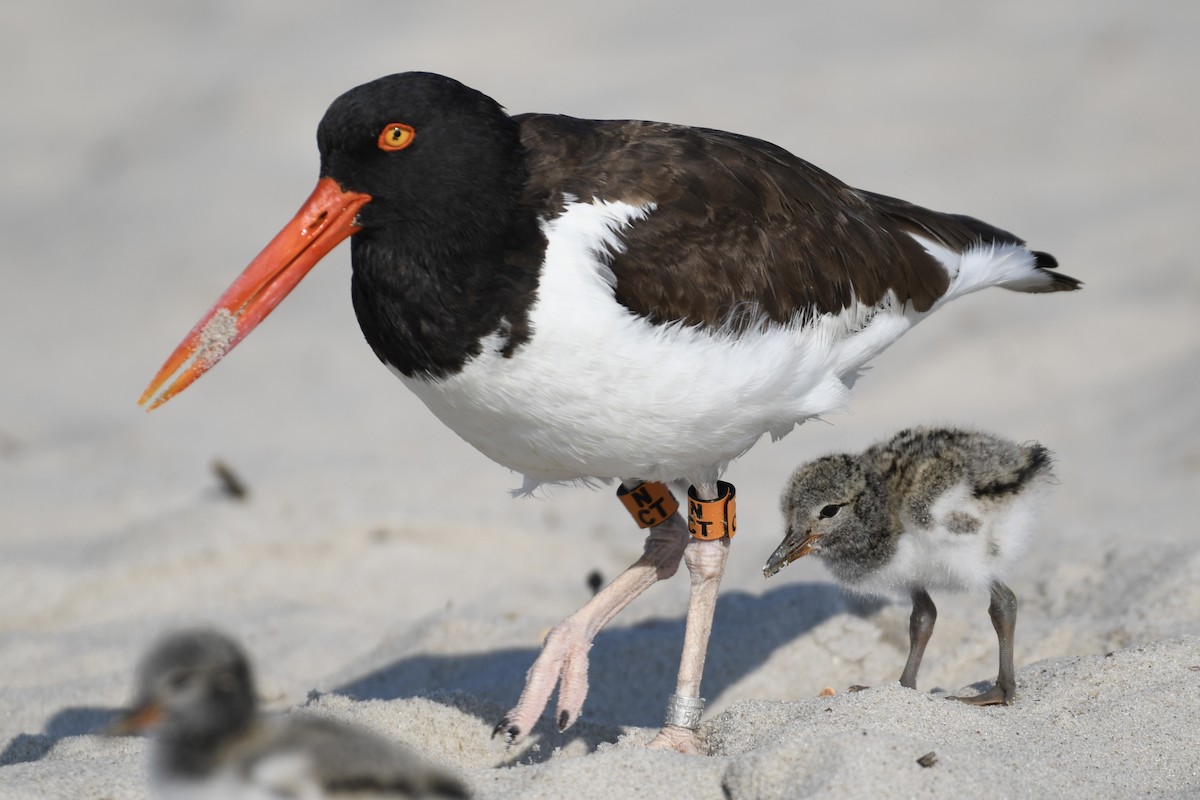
[663,693,706,730]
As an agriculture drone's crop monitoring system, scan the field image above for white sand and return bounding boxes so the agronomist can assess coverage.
[2,1,1198,797]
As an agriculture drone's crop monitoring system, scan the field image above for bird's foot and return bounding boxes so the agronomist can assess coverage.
[646,724,703,754]
[492,515,691,745]
[492,619,591,744]
[948,684,1014,706]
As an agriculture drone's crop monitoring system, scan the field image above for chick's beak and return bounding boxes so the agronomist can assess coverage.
[762,531,823,578]
[107,701,165,736]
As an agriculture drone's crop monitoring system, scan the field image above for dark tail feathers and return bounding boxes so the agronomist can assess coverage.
[859,190,1082,293]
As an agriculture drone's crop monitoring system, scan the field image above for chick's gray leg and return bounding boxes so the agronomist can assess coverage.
[899,588,937,690]
[950,580,1018,706]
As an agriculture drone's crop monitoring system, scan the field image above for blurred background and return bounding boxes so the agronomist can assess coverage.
[1,0,1197,780]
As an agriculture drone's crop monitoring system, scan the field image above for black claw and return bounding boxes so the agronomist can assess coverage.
[490,717,521,743]
[586,569,603,595]
[558,710,571,732]
[491,717,512,739]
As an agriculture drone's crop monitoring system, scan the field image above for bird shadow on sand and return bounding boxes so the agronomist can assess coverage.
[0,583,851,768]
[0,706,122,766]
[331,580,848,763]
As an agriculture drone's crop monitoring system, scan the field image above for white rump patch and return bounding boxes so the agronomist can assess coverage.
[908,233,1047,302]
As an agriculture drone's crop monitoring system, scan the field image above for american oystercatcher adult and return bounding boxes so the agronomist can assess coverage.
[139,72,1080,753]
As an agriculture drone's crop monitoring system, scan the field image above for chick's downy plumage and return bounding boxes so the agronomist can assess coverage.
[116,629,469,799]
[766,427,1055,704]
[770,427,1053,594]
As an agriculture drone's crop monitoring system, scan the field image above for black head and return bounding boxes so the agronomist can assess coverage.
[137,73,539,409]
[317,72,526,254]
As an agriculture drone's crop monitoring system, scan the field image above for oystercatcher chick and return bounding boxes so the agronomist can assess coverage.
[112,629,468,799]
[138,72,1080,752]
[764,427,1056,704]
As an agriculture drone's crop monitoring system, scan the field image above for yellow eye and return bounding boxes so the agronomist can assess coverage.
[377,123,415,151]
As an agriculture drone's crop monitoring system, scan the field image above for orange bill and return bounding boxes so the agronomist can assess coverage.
[138,177,371,410]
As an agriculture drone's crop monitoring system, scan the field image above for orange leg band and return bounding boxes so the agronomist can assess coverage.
[687,482,737,540]
[616,481,680,528]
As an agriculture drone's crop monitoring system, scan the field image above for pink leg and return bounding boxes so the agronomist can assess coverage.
[646,533,730,754]
[494,507,689,743]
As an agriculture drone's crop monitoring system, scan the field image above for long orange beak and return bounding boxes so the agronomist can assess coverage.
[138,177,371,410]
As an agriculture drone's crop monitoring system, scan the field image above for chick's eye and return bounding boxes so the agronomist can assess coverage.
[165,670,195,691]
[377,122,415,151]
[818,504,843,519]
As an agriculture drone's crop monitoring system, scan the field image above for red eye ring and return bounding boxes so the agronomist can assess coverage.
[378,123,415,151]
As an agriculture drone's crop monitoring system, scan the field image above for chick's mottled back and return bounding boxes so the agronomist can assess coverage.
[774,427,1053,594]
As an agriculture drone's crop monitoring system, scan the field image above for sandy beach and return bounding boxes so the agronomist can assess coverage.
[2,1,1198,796]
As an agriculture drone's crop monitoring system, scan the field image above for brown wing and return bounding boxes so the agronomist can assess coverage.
[517,113,1038,330]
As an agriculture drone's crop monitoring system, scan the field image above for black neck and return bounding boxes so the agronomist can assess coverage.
[347,144,545,378]
[349,232,540,378]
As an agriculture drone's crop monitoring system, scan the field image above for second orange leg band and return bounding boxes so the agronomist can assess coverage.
[687,481,736,540]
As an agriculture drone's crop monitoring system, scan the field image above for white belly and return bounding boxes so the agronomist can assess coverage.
[852,481,1046,597]
[395,200,932,489]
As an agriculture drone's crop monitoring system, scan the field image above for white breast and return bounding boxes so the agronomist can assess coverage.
[852,480,1047,597]
[396,200,936,490]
